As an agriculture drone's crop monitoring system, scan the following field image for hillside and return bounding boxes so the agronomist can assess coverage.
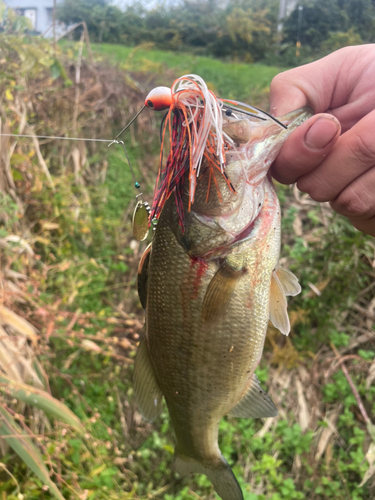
[90,43,283,103]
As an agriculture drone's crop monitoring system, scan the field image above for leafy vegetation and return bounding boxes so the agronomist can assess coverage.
[1,11,375,500]
[57,0,280,62]
[57,0,375,65]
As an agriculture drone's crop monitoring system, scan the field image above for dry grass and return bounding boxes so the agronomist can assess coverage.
[0,31,374,499]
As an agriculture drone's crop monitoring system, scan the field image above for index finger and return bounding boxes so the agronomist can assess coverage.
[270,45,375,122]
[269,57,339,117]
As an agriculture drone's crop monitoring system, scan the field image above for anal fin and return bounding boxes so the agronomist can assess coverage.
[229,374,278,418]
[137,243,152,310]
[202,261,244,324]
[133,337,163,422]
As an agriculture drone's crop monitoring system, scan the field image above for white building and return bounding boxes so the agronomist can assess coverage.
[4,0,62,34]
[278,0,299,32]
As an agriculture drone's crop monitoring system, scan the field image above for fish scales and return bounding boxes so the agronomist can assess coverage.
[147,182,278,476]
[134,98,312,500]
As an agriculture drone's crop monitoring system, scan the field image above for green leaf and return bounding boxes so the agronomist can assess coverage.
[50,58,69,83]
[0,406,65,500]
[50,60,62,80]
[0,374,85,433]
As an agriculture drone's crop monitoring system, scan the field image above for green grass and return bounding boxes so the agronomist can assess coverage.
[3,37,375,500]
[90,43,282,102]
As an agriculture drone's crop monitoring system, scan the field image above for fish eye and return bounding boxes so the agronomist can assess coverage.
[147,100,154,108]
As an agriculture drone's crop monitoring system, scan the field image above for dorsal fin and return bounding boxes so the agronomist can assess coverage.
[137,243,152,310]
[133,337,163,422]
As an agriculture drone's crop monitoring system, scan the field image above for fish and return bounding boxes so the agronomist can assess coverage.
[134,80,312,500]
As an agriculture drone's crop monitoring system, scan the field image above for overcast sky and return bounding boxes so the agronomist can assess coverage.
[111,0,175,8]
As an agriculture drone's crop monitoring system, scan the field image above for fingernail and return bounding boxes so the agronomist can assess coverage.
[304,117,340,149]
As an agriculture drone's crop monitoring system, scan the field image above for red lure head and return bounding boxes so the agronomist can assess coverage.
[145,87,173,111]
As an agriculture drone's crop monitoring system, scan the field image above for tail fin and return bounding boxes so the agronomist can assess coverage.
[174,452,244,500]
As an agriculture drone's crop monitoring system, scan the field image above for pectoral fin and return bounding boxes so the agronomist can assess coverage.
[133,337,163,422]
[229,374,278,418]
[269,270,290,335]
[276,266,301,296]
[202,261,244,324]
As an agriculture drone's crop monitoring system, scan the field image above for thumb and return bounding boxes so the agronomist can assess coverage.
[271,113,341,184]
[270,71,309,117]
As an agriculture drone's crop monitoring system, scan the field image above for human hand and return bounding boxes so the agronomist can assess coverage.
[270,44,375,236]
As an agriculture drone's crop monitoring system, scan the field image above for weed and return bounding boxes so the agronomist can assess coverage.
[1,37,374,500]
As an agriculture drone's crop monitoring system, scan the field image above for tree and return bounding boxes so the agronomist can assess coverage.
[283,0,348,48]
[283,0,375,50]
[225,0,279,60]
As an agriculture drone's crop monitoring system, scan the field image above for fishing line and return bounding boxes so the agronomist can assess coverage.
[223,105,267,121]
[2,133,143,192]
[0,133,113,143]
[250,105,288,129]
[108,138,151,241]
[227,100,288,130]
[108,139,139,188]
[160,111,169,144]
[1,131,151,239]
[113,104,146,141]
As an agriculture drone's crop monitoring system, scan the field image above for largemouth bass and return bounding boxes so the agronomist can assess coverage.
[134,78,312,500]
